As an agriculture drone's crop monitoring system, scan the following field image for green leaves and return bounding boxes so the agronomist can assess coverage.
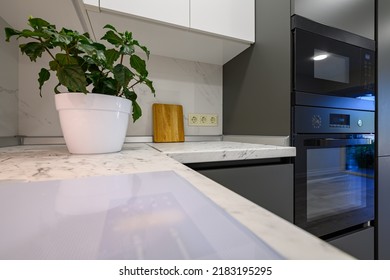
[113,64,133,88]
[4,28,21,41]
[144,79,156,95]
[103,24,117,32]
[19,42,46,62]
[56,65,87,93]
[130,55,147,77]
[133,40,150,59]
[123,88,142,122]
[55,53,78,65]
[101,30,122,46]
[5,16,156,122]
[131,101,142,122]
[28,17,52,29]
[104,49,120,69]
[38,68,50,97]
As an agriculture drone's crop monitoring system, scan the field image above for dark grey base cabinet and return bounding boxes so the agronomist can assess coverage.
[193,163,294,223]
[377,156,390,259]
[328,227,374,260]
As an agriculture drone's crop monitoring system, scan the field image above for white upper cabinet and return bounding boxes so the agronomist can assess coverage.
[82,0,99,6]
[190,0,255,42]
[80,0,255,64]
[99,0,190,28]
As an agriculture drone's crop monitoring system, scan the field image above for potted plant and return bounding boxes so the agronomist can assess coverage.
[4,17,155,154]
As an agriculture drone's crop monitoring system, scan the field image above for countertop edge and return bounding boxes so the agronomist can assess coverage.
[148,141,296,164]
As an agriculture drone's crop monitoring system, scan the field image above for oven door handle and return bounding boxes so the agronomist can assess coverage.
[304,138,373,147]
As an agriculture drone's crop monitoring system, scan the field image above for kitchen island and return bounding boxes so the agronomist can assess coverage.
[0,142,353,259]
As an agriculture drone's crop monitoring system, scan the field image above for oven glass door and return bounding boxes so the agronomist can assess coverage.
[294,134,374,237]
[293,29,375,99]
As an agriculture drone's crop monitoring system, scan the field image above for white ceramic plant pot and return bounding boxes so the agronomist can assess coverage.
[55,93,131,154]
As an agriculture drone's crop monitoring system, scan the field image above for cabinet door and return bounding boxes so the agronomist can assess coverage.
[198,164,293,222]
[378,156,390,259]
[378,0,390,157]
[328,227,374,260]
[292,0,374,39]
[99,0,190,27]
[83,0,99,6]
[190,0,255,42]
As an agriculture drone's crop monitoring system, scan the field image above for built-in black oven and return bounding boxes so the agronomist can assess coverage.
[293,106,375,238]
[292,15,376,110]
[291,15,376,239]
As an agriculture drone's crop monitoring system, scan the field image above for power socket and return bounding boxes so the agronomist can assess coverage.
[188,113,218,126]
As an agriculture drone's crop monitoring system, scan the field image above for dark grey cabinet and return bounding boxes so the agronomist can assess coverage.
[377,0,390,158]
[377,157,390,259]
[377,0,390,260]
[328,227,375,260]
[223,0,291,136]
[194,163,294,222]
[292,0,375,39]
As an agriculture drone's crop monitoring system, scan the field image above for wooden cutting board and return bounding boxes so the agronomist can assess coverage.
[153,103,185,143]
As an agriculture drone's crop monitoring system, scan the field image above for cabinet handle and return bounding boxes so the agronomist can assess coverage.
[304,138,373,147]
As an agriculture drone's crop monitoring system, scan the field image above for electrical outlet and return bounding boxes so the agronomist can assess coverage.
[188,113,218,126]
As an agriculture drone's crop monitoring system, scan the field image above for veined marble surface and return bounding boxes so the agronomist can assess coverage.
[149,141,296,163]
[18,54,222,137]
[0,16,18,137]
[0,144,352,259]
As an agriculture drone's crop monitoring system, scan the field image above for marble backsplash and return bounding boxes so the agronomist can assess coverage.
[18,53,223,138]
[0,16,18,137]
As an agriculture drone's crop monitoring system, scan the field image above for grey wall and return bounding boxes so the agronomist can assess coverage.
[377,0,390,260]
[223,0,291,136]
[377,0,390,158]
[0,16,18,142]
[292,0,375,39]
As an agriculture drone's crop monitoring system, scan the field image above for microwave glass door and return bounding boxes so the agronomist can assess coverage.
[313,49,350,84]
[293,29,375,99]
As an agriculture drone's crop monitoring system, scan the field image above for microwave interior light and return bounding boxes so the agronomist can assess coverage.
[313,54,328,61]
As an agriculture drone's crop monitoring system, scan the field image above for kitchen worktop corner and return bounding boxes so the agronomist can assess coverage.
[0,142,351,260]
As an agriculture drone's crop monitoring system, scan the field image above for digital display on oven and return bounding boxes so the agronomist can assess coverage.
[330,113,350,127]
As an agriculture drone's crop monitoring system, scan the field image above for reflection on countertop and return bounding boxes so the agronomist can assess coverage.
[0,143,352,259]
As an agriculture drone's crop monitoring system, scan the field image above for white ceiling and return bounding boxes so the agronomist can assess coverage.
[0,0,85,32]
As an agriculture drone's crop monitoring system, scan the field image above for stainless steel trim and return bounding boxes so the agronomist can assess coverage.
[305,138,373,147]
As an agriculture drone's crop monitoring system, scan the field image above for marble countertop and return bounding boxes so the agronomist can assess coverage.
[149,141,296,163]
[0,143,352,259]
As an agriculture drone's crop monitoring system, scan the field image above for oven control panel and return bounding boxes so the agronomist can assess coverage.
[295,106,374,134]
[329,113,350,128]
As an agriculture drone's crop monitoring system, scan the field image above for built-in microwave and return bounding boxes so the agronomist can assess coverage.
[292,15,375,110]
